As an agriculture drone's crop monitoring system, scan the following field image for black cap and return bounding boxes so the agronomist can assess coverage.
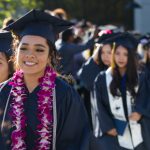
[0,30,13,56]
[105,32,139,50]
[97,32,120,44]
[96,28,120,44]
[4,9,73,44]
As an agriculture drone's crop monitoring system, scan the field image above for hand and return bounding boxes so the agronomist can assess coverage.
[107,128,117,136]
[92,44,101,65]
[129,112,142,121]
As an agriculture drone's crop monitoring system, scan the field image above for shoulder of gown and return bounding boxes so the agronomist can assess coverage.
[0,79,12,104]
[92,70,115,135]
[78,57,101,90]
[136,66,150,118]
[54,77,92,150]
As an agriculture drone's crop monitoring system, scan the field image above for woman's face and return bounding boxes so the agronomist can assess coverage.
[114,45,128,70]
[0,52,9,83]
[101,44,112,66]
[16,35,50,77]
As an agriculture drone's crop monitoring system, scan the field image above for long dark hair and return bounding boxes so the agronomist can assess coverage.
[110,44,138,98]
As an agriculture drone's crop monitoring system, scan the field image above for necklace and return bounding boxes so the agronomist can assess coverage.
[9,66,56,150]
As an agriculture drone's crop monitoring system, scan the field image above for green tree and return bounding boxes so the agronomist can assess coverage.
[0,0,43,27]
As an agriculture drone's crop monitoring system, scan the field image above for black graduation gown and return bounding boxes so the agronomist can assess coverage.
[92,71,150,150]
[135,65,150,150]
[136,65,150,117]
[78,58,109,149]
[0,77,91,150]
[78,57,102,91]
[78,57,101,129]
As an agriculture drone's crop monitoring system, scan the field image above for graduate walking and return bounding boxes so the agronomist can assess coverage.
[92,33,150,150]
[0,9,91,150]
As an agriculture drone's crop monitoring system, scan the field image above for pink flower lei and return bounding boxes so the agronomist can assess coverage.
[9,66,56,150]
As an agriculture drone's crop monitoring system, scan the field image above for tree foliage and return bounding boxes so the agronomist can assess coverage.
[0,0,43,27]
[0,0,133,29]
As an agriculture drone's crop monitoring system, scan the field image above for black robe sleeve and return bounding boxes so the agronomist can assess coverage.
[135,68,150,118]
[55,78,91,150]
[93,72,115,136]
[0,78,91,150]
[0,81,12,150]
[135,68,150,150]
[78,58,101,90]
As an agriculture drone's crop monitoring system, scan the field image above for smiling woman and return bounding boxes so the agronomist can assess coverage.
[0,9,91,150]
[17,36,49,81]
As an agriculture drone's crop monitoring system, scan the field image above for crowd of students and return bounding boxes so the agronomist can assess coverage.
[0,8,150,150]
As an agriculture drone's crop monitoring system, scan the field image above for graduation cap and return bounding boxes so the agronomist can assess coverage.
[105,32,139,50]
[96,32,120,44]
[0,30,13,56]
[96,34,112,44]
[4,9,74,44]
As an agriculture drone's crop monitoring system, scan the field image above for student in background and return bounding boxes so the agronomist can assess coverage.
[56,27,98,79]
[78,32,114,127]
[93,33,150,150]
[0,30,13,83]
[135,39,150,150]
[78,32,116,90]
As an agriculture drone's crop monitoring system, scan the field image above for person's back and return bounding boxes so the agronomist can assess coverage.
[56,28,96,77]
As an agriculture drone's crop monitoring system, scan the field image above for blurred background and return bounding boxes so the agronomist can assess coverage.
[0,0,149,33]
